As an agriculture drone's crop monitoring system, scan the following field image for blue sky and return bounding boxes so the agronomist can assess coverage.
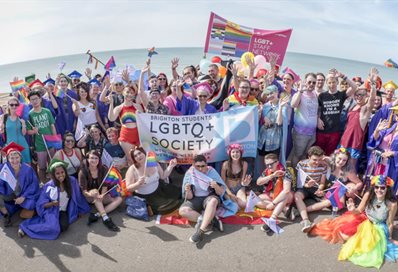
[0,0,397,65]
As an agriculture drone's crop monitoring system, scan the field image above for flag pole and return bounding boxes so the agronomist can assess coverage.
[86,50,105,65]
[335,179,362,200]
[26,120,52,159]
[98,162,114,191]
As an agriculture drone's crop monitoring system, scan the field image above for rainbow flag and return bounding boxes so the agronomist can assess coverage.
[18,89,30,104]
[103,166,123,197]
[325,181,347,209]
[116,179,131,197]
[146,151,157,168]
[10,80,26,93]
[104,56,116,71]
[384,58,398,69]
[53,86,64,98]
[43,134,62,150]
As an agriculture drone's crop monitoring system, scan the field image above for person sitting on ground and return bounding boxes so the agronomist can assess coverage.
[125,146,181,215]
[77,124,108,157]
[294,146,328,233]
[179,155,226,244]
[18,159,90,239]
[221,144,251,208]
[103,127,128,174]
[0,143,39,228]
[53,132,82,179]
[256,153,294,233]
[78,150,122,232]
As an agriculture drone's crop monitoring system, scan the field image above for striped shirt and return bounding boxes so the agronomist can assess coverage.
[296,159,327,187]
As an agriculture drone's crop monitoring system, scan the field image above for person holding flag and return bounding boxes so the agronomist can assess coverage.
[78,150,122,232]
[0,97,31,163]
[26,90,58,183]
[179,154,226,244]
[125,147,180,215]
[0,143,39,228]
[310,175,398,269]
[18,159,90,239]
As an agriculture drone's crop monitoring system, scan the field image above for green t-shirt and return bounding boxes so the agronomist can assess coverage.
[28,108,55,152]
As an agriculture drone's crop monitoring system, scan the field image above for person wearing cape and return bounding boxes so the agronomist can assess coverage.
[0,142,39,227]
[310,175,398,269]
[18,159,90,240]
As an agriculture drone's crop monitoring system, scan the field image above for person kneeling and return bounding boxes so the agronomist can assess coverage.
[179,155,225,244]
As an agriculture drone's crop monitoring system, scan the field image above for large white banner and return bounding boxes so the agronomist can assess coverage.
[137,106,258,164]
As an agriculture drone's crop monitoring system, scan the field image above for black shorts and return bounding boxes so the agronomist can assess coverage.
[296,187,322,201]
[180,195,220,213]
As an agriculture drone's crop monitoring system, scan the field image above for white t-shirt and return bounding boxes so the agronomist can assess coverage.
[59,190,70,211]
[78,101,97,126]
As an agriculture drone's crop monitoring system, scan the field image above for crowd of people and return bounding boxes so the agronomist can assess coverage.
[1,54,398,268]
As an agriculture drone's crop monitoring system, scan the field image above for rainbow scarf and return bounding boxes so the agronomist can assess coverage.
[146,151,157,168]
[227,91,258,108]
[120,110,136,124]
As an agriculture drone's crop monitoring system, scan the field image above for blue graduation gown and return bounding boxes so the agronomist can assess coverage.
[54,90,77,135]
[19,177,90,240]
[0,163,39,215]
[176,96,217,115]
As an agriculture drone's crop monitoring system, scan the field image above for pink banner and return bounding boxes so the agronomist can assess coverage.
[204,12,292,66]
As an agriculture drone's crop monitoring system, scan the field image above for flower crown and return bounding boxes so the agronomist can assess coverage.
[371,175,394,187]
[227,143,244,156]
[334,147,349,155]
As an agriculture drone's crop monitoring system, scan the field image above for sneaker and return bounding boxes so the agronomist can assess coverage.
[260,223,272,233]
[18,228,25,238]
[290,207,299,221]
[103,218,120,232]
[212,216,224,232]
[3,213,11,227]
[87,213,99,226]
[301,219,314,233]
[189,229,204,243]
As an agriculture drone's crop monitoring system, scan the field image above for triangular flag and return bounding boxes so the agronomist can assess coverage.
[101,148,113,168]
[261,217,284,234]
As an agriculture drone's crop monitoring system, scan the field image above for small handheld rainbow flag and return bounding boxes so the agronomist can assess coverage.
[384,58,398,69]
[18,89,30,104]
[43,134,63,150]
[10,80,26,93]
[102,166,123,197]
[104,56,116,71]
[53,86,65,98]
[116,179,131,197]
[146,151,157,168]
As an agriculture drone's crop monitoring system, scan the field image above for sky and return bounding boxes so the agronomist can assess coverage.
[0,0,397,65]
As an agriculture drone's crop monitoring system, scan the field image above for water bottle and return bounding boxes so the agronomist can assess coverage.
[331,206,338,217]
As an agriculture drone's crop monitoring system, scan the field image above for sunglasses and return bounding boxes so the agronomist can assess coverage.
[198,95,208,98]
[9,103,19,107]
[374,186,386,191]
[265,161,278,168]
[158,78,167,81]
[307,81,316,85]
[115,83,123,86]
[355,93,366,98]
[194,164,207,168]
[251,88,259,91]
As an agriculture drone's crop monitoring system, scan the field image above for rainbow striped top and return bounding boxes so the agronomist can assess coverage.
[119,105,137,125]
[226,92,258,108]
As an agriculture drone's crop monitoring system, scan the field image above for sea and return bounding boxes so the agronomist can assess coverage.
[0,47,397,100]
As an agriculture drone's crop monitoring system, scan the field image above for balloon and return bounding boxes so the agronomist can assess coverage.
[256,69,268,78]
[219,66,227,78]
[199,60,212,73]
[254,55,267,69]
[241,52,254,68]
[211,56,222,63]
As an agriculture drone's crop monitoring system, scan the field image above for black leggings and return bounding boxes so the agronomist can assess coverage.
[59,211,70,232]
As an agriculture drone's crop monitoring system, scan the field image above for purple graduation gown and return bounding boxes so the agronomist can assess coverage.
[0,162,39,215]
[54,89,78,135]
[19,177,90,240]
[368,123,398,194]
[176,96,217,115]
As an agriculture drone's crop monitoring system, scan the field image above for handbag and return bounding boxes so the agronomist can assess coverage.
[125,196,149,221]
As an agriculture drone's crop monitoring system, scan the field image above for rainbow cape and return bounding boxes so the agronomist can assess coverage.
[43,134,62,150]
[227,92,258,108]
[10,80,26,93]
[146,151,157,168]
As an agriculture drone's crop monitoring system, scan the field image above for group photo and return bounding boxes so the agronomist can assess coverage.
[1,1,398,271]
